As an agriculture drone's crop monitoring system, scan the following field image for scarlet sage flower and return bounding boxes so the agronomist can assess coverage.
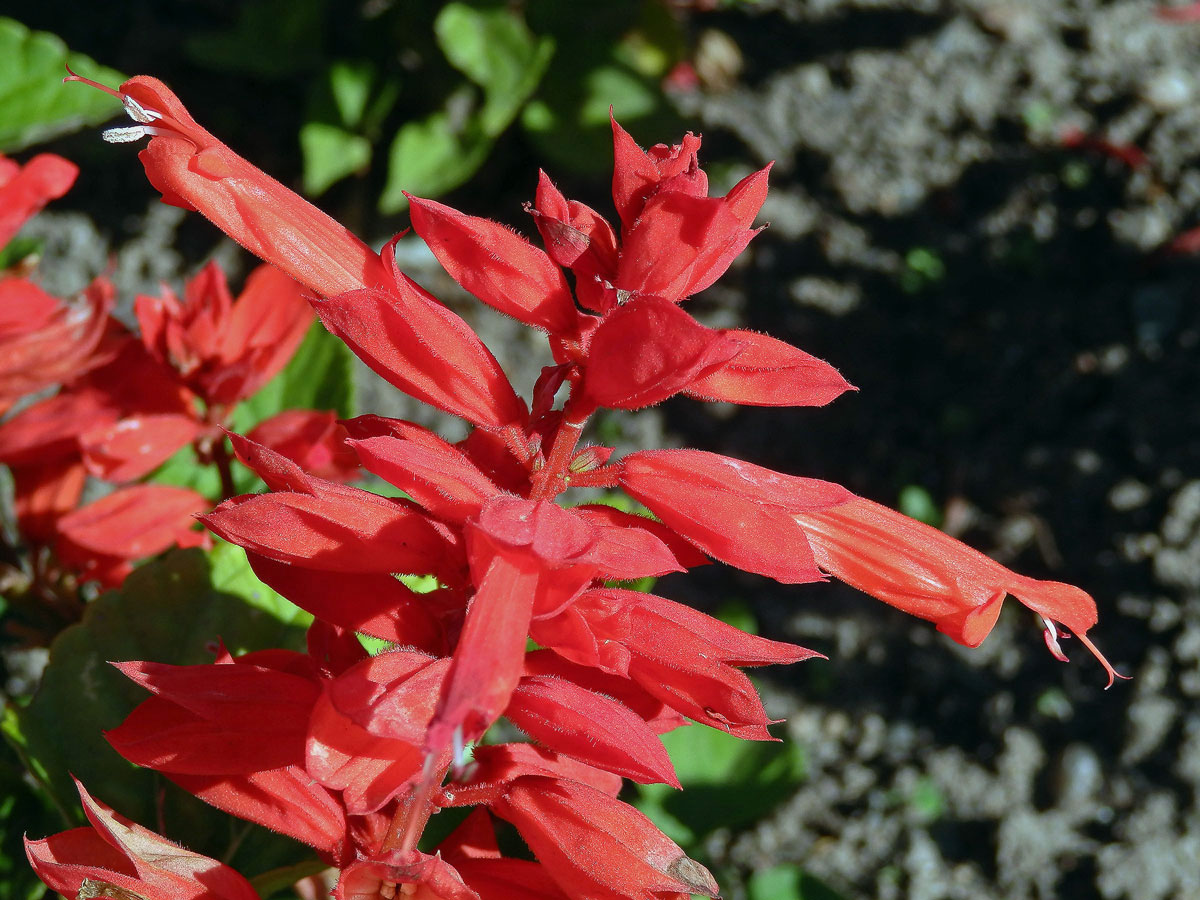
[69,68,1125,900]
[135,260,313,407]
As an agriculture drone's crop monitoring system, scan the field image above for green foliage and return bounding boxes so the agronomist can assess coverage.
[0,18,123,152]
[635,722,806,847]
[0,236,41,271]
[301,60,398,196]
[897,485,941,528]
[378,3,554,212]
[2,547,309,875]
[748,865,846,900]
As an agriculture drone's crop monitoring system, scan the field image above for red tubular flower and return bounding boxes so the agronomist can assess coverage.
[25,779,260,900]
[619,448,851,584]
[63,71,386,298]
[0,152,78,249]
[491,775,719,900]
[791,494,1128,686]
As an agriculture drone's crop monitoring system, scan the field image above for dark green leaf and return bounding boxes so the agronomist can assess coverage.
[300,122,372,196]
[0,17,124,152]
[635,723,806,847]
[378,108,492,213]
[6,547,308,871]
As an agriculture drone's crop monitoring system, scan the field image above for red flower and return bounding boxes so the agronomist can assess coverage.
[0,277,112,415]
[135,261,312,407]
[25,779,260,900]
[790,494,1129,687]
[0,152,78,249]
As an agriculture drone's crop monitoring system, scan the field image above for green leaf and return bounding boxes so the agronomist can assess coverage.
[748,865,848,900]
[249,858,329,900]
[0,17,124,152]
[327,60,374,129]
[148,441,257,500]
[209,539,312,632]
[0,736,59,900]
[378,108,492,213]
[0,235,42,270]
[8,548,308,844]
[233,320,356,432]
[299,122,372,196]
[434,3,554,135]
[635,724,806,847]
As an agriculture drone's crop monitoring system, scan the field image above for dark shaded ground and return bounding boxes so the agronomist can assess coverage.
[13,1,1200,898]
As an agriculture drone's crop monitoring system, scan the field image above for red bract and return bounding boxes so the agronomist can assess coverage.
[135,261,312,406]
[491,776,719,900]
[25,780,260,900]
[0,277,112,415]
[0,152,77,248]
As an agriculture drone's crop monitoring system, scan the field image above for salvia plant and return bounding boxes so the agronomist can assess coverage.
[0,69,1125,900]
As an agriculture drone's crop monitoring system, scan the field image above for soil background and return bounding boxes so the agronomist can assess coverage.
[10,1,1200,898]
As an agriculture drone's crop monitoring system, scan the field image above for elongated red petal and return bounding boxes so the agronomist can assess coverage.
[349,434,500,524]
[80,414,199,482]
[506,674,678,786]
[792,495,1126,686]
[57,484,208,559]
[107,695,303,774]
[113,660,319,732]
[582,296,743,410]
[620,449,850,584]
[247,410,359,483]
[685,329,853,407]
[616,191,754,302]
[307,689,430,814]
[493,775,719,900]
[570,504,710,569]
[426,554,540,751]
[202,483,460,576]
[170,767,350,862]
[314,277,526,429]
[0,153,77,247]
[408,195,581,335]
[12,459,86,544]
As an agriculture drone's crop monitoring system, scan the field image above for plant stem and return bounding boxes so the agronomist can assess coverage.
[211,435,237,501]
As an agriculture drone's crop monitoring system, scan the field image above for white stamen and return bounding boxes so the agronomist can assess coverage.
[123,95,162,124]
[102,125,151,143]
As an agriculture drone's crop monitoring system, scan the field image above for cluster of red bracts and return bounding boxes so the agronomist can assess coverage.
[0,156,350,586]
[22,73,1126,900]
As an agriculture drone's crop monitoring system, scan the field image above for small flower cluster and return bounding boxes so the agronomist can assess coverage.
[19,72,1125,900]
